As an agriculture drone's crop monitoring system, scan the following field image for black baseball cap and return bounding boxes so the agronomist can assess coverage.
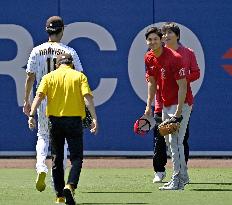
[46,16,64,32]
[56,53,73,66]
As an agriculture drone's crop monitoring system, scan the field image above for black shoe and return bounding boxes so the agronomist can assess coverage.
[63,187,76,205]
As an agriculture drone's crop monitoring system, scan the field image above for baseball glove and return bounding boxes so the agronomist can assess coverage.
[158,116,183,136]
[82,106,93,128]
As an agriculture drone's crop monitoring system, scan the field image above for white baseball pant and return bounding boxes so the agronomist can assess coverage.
[162,104,192,181]
[36,102,68,174]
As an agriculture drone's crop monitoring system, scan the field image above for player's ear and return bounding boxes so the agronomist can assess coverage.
[55,63,60,69]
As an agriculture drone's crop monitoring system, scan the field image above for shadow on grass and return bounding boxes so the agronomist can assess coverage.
[189,182,232,185]
[82,192,152,194]
[191,188,232,191]
[78,203,149,205]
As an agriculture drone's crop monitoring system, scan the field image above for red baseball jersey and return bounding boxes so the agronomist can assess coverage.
[153,46,199,112]
[145,47,193,107]
[176,45,200,82]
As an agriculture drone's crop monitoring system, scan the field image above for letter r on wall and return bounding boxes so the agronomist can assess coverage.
[0,24,33,106]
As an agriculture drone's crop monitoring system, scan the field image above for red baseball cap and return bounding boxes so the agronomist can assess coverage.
[134,115,156,136]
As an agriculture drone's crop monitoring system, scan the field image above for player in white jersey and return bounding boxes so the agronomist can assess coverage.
[23,16,83,199]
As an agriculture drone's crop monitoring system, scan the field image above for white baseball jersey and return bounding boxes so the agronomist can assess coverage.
[26,42,83,136]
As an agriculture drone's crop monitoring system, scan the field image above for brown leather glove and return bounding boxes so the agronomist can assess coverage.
[158,116,183,136]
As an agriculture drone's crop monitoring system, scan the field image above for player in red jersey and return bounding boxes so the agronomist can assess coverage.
[152,23,200,184]
[144,26,192,190]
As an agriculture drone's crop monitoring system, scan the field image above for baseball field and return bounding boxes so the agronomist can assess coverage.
[0,158,231,205]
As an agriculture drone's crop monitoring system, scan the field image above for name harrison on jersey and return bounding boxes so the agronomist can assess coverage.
[39,47,66,56]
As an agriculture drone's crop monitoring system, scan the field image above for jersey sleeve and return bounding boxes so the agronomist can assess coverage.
[173,55,187,80]
[80,74,93,97]
[71,49,84,72]
[26,48,37,74]
[145,54,159,81]
[186,49,200,82]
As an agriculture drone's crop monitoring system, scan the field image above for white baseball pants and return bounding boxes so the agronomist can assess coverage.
[162,104,192,181]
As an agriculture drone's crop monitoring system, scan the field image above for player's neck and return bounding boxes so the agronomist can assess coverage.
[152,46,163,57]
[166,42,179,50]
[48,36,61,43]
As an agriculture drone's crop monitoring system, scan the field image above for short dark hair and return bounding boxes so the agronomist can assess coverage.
[145,26,163,40]
[56,53,73,67]
[45,16,64,35]
[161,22,180,41]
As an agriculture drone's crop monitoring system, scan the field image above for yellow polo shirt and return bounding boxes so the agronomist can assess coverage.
[37,65,92,118]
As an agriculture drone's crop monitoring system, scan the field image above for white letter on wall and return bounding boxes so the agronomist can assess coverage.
[0,24,34,106]
[62,22,117,106]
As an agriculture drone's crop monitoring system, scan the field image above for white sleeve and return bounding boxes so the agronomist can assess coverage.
[71,50,84,72]
[26,48,37,74]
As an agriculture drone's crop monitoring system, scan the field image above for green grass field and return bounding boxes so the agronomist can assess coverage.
[0,168,231,205]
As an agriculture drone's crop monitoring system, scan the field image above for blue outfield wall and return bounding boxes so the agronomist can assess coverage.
[0,0,231,155]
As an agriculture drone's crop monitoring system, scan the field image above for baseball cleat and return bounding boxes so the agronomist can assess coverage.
[63,185,76,205]
[183,177,190,185]
[164,177,189,186]
[35,172,46,192]
[163,180,173,187]
[153,172,166,183]
[55,197,65,204]
[159,185,184,191]
[159,179,184,191]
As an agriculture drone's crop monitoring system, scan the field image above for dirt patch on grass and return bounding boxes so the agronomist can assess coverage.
[0,158,231,169]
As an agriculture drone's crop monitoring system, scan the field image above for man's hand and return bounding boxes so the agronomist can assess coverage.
[90,119,98,135]
[23,101,31,116]
[174,110,182,118]
[28,117,36,130]
[158,116,183,136]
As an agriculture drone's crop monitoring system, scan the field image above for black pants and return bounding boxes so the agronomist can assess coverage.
[49,116,83,197]
[153,112,190,172]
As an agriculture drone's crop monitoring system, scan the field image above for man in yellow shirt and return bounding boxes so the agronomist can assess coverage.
[28,53,98,205]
